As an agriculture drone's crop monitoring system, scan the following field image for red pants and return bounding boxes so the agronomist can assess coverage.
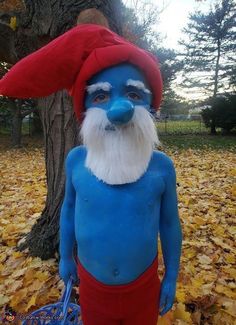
[77,257,161,325]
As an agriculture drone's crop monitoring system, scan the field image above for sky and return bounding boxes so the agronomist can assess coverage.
[157,0,214,49]
[124,0,215,50]
[123,0,217,101]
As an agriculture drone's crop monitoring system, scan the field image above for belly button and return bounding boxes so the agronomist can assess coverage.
[83,198,88,202]
[113,268,120,277]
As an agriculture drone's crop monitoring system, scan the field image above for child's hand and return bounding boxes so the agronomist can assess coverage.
[59,258,79,285]
[159,276,177,316]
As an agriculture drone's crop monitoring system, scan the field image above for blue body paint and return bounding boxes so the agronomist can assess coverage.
[61,146,180,282]
[59,63,182,315]
[84,63,152,122]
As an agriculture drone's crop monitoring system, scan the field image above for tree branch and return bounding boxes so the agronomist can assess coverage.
[21,107,38,118]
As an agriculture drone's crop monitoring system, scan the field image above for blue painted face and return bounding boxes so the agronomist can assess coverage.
[85,63,152,125]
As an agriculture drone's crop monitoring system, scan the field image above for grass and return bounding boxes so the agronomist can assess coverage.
[157,119,208,135]
[1,119,235,151]
[159,134,236,151]
[0,133,235,152]
[155,120,236,151]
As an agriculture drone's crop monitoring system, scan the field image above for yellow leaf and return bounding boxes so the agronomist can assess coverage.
[35,271,50,282]
[8,279,23,294]
[174,302,192,323]
[215,284,236,299]
[45,288,60,301]
[212,226,225,237]
[188,287,201,299]
[27,257,43,268]
[0,294,10,306]
[231,184,236,196]
[176,289,186,303]
[158,311,173,325]
[12,267,27,279]
[12,251,24,258]
[24,268,36,286]
[201,282,214,295]
[191,277,204,289]
[212,309,235,325]
[218,297,236,317]
[5,239,17,247]
[229,169,236,176]
[0,263,4,272]
[212,237,233,251]
[25,295,37,312]
[28,279,44,292]
[184,248,196,259]
[194,216,205,226]
[225,254,235,264]
[221,267,236,278]
[198,254,212,265]
[10,288,28,309]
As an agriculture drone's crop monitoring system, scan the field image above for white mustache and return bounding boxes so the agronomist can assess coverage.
[104,124,116,131]
[80,106,160,185]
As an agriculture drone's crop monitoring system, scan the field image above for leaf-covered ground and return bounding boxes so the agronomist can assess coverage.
[0,140,235,324]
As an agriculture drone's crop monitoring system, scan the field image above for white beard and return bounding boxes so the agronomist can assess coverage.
[80,106,160,185]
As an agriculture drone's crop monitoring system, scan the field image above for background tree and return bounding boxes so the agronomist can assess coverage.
[121,0,163,49]
[121,0,183,115]
[0,96,37,146]
[0,0,122,259]
[179,0,236,99]
[155,48,184,115]
[201,93,236,134]
[0,61,41,145]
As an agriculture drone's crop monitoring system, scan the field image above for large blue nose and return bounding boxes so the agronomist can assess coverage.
[107,100,134,125]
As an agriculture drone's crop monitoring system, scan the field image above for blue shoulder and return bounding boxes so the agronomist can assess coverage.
[65,146,86,169]
[152,150,175,172]
[66,145,86,160]
[152,150,176,185]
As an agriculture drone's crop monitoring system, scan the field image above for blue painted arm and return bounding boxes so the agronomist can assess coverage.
[59,150,78,284]
[159,158,182,315]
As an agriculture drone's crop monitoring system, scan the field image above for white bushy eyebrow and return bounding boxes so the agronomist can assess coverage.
[126,79,151,94]
[86,82,112,95]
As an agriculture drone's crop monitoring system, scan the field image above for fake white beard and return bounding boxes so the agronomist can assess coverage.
[80,106,160,185]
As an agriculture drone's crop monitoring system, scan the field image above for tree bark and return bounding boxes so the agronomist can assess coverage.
[20,91,80,258]
[213,38,221,98]
[31,110,43,135]
[210,122,216,135]
[16,0,123,259]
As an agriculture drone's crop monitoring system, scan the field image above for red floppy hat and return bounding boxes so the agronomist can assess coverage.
[0,24,163,121]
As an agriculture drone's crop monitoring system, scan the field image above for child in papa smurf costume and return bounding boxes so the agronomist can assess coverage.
[0,24,182,325]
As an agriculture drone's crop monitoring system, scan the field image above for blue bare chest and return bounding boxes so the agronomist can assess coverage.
[72,148,165,284]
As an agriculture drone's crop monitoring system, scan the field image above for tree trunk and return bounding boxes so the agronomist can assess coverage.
[2,0,122,260]
[11,100,23,147]
[20,91,80,258]
[32,110,43,135]
[210,123,217,135]
[213,38,221,98]
[210,115,217,135]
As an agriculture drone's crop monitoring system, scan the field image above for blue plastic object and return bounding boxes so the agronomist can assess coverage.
[22,278,82,325]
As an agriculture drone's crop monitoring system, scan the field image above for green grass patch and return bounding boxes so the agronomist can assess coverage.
[159,134,236,151]
[157,120,208,135]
